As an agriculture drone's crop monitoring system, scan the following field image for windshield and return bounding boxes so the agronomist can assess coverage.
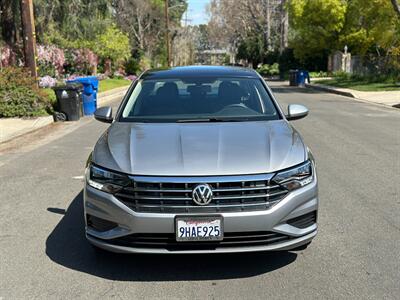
[120,77,280,122]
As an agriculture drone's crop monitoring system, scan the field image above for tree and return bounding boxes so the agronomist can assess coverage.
[34,0,113,45]
[340,0,399,56]
[288,0,400,62]
[288,0,346,62]
[113,0,187,66]
[391,0,400,17]
[0,0,22,46]
[93,24,131,67]
[207,0,288,63]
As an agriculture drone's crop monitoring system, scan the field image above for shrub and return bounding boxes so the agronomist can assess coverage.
[0,67,52,117]
[93,25,131,70]
[125,57,140,75]
[64,48,98,75]
[39,76,57,88]
[309,71,329,78]
[257,63,280,76]
[37,44,65,77]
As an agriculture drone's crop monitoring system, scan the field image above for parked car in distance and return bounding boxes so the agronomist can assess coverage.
[84,66,318,254]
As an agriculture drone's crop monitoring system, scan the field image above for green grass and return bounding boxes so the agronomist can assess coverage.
[316,77,400,92]
[98,78,131,93]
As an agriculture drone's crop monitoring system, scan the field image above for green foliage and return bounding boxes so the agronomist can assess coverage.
[288,0,400,67]
[34,0,113,44]
[309,71,329,78]
[93,25,131,65]
[278,48,300,75]
[0,67,52,117]
[340,0,399,55]
[223,54,231,65]
[139,56,152,71]
[125,57,141,75]
[237,34,265,68]
[257,63,280,76]
[288,0,347,61]
[38,61,57,77]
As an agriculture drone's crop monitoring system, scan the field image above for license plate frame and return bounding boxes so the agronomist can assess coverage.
[175,215,224,242]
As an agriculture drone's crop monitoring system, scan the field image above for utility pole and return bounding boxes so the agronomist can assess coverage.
[164,0,171,67]
[280,0,289,53]
[21,0,38,81]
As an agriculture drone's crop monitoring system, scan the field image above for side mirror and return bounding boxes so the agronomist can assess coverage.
[94,106,113,123]
[286,104,309,121]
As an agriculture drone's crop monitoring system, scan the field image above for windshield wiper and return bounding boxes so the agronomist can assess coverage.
[176,118,244,123]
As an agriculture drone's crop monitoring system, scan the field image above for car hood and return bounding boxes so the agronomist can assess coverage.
[92,120,306,176]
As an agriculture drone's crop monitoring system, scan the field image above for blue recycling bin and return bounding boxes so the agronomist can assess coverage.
[297,70,310,87]
[67,76,99,115]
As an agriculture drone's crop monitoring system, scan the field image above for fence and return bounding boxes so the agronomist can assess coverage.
[329,51,400,75]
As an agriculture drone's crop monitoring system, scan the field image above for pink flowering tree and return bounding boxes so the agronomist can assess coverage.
[64,48,98,75]
[0,44,16,69]
[36,44,65,77]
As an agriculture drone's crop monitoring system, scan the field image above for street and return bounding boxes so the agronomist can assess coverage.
[1,82,399,299]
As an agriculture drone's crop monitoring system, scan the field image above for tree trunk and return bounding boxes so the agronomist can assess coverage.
[0,0,21,45]
[104,58,112,75]
[280,0,289,54]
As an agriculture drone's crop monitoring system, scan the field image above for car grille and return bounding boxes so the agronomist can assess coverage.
[104,231,292,251]
[114,175,288,213]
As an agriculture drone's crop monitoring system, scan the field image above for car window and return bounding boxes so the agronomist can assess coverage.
[120,77,280,122]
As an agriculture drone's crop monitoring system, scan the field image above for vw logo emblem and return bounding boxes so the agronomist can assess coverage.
[192,184,213,206]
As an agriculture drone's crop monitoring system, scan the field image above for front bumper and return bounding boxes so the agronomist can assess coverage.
[83,173,318,254]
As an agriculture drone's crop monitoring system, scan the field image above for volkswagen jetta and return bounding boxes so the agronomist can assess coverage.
[84,66,318,254]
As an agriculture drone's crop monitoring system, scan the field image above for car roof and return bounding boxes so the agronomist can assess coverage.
[141,65,259,80]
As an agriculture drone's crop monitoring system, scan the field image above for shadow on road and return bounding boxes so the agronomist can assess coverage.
[46,190,297,281]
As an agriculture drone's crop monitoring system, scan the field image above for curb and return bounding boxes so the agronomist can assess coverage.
[305,83,400,110]
[0,86,130,144]
[305,83,356,98]
[0,115,54,144]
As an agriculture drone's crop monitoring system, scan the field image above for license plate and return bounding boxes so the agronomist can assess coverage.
[175,216,223,242]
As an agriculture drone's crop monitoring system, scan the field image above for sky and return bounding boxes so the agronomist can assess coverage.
[185,0,211,25]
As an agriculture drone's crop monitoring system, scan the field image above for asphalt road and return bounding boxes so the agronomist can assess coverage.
[1,82,399,299]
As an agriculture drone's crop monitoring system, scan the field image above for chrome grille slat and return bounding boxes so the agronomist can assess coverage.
[214,191,286,200]
[115,175,288,213]
[130,202,272,209]
[117,191,286,202]
[129,185,280,193]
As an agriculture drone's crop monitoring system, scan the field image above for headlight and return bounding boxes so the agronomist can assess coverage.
[272,160,313,191]
[86,164,130,193]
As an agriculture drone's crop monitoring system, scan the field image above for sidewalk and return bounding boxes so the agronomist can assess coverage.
[0,86,130,144]
[306,82,400,108]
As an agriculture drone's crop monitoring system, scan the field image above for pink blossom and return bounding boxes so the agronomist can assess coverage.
[0,45,15,67]
[39,76,57,88]
[37,44,65,76]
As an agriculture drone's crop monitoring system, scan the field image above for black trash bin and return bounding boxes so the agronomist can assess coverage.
[53,83,83,121]
[289,69,299,86]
